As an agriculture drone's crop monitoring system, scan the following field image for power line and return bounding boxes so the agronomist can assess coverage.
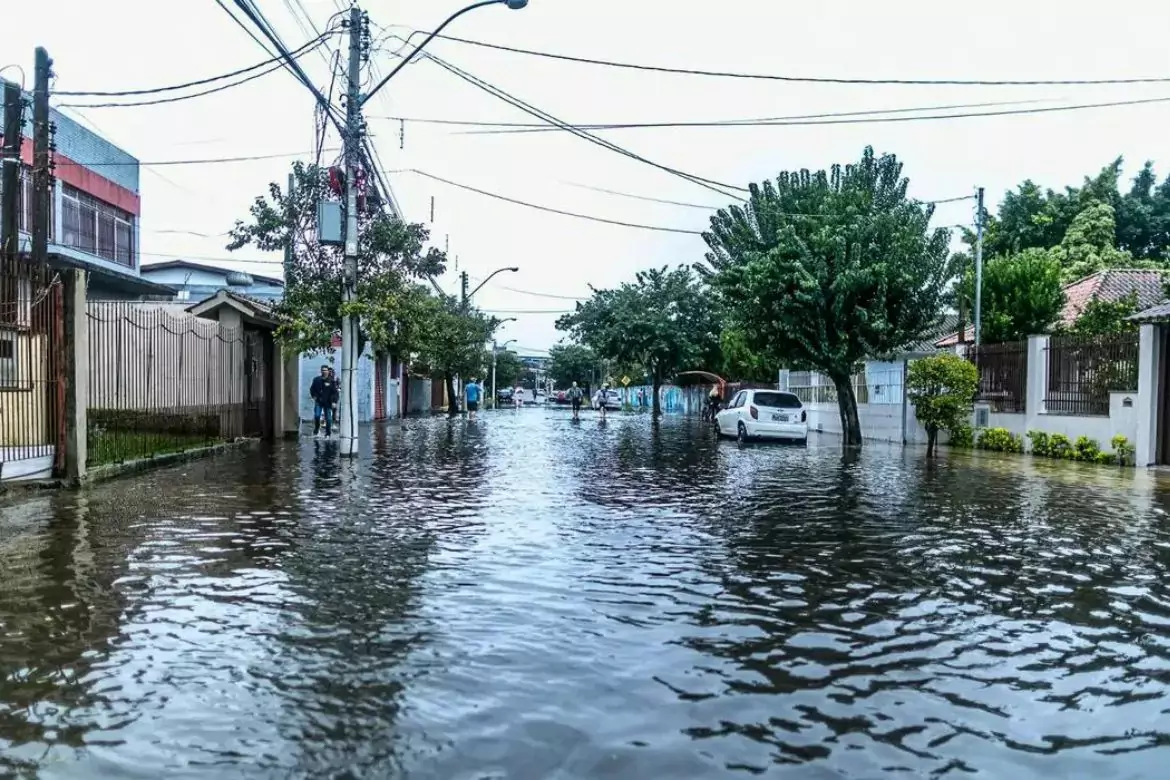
[403,169,706,235]
[53,147,340,167]
[370,97,1054,132]
[56,38,331,108]
[427,32,1170,87]
[409,47,747,199]
[55,32,334,97]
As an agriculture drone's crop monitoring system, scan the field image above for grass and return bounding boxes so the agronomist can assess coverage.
[87,430,217,467]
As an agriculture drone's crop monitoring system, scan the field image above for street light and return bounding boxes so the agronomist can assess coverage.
[463,266,519,307]
[491,337,518,409]
[363,0,527,106]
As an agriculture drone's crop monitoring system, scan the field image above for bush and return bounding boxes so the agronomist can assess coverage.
[1048,433,1074,460]
[949,423,974,449]
[976,427,1024,453]
[1027,430,1051,457]
[1111,434,1136,467]
[1074,435,1101,462]
[907,353,979,457]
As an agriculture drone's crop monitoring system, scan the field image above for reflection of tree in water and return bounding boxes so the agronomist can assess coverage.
[265,418,494,774]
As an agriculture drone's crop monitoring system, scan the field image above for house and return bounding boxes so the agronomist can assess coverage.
[0,80,174,299]
[140,260,283,302]
[141,258,404,425]
[935,269,1169,347]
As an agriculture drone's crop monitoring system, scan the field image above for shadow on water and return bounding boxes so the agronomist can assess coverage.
[1,415,1169,778]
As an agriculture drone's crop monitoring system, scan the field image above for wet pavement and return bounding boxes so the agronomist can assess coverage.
[1,410,1169,779]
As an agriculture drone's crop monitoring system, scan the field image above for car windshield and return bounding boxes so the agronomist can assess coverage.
[752,391,801,409]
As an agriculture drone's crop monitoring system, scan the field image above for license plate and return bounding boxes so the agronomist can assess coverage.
[772,414,787,422]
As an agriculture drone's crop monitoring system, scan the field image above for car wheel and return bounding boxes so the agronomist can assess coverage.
[737,422,748,444]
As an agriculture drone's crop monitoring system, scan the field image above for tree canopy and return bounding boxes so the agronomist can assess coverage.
[906,353,979,457]
[548,343,596,388]
[963,249,1066,344]
[227,161,445,356]
[556,265,719,416]
[702,146,952,446]
[490,349,524,389]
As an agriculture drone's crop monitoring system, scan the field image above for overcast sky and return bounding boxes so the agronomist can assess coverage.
[6,0,1170,353]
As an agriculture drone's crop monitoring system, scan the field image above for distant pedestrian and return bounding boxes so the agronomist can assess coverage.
[595,382,611,421]
[567,381,584,420]
[513,384,524,409]
[465,377,482,419]
[310,364,339,437]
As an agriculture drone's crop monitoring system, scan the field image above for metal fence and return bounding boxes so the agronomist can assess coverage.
[87,302,272,467]
[786,368,871,405]
[968,341,1028,413]
[0,260,64,473]
[1045,331,1139,416]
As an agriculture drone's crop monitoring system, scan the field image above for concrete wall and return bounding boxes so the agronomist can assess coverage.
[406,378,431,414]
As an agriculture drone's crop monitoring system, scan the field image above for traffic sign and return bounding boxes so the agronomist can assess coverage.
[620,375,630,386]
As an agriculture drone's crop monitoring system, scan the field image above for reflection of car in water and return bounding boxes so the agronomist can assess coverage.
[592,389,622,411]
[715,389,808,444]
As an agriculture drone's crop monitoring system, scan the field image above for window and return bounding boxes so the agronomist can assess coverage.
[752,391,802,409]
[0,330,17,389]
[0,165,52,239]
[58,185,134,267]
[729,391,746,409]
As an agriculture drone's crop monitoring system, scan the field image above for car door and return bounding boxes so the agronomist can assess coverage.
[717,391,744,434]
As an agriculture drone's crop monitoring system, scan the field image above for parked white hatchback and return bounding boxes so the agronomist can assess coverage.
[716,389,808,444]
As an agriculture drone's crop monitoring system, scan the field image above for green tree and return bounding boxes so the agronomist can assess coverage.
[227,161,445,356]
[1068,291,1140,336]
[907,353,979,457]
[411,296,498,414]
[720,326,772,383]
[490,348,524,390]
[1049,200,1132,283]
[961,249,1066,344]
[556,266,719,417]
[548,343,597,388]
[702,146,951,447]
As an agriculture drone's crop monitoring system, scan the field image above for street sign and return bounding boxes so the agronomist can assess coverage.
[620,375,630,386]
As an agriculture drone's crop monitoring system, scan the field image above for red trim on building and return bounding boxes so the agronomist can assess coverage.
[0,135,141,216]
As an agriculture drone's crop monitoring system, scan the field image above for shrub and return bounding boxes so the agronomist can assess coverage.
[976,427,1024,453]
[1074,435,1101,462]
[1111,434,1136,467]
[1048,433,1074,460]
[949,423,974,449]
[1096,451,1119,465]
[1027,430,1051,457]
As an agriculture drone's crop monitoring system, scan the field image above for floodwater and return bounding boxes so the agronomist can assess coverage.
[2,412,1169,779]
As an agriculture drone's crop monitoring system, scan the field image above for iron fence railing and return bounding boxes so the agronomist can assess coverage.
[968,341,1028,413]
[86,302,271,467]
[1045,331,1139,416]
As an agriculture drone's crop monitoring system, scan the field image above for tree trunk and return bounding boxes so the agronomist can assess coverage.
[926,425,937,457]
[833,375,863,447]
[651,371,662,419]
[445,373,458,416]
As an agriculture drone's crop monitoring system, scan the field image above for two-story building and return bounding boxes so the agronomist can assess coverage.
[1,80,173,298]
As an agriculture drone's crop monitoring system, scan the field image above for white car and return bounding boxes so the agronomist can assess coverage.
[716,389,808,444]
[593,389,622,411]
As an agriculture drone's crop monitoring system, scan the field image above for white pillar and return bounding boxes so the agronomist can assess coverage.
[1025,335,1049,431]
[1135,323,1161,467]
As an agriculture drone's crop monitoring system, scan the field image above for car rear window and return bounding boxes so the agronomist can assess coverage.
[753,391,801,409]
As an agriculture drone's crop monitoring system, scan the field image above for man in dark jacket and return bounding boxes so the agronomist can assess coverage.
[310,365,340,437]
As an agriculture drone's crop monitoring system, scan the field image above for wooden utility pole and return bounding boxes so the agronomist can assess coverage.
[1,81,23,269]
[31,47,53,267]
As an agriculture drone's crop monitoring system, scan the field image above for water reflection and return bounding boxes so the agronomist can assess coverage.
[0,414,1167,778]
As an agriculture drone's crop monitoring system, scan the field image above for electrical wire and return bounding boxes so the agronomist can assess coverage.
[416,49,746,199]
[52,147,340,167]
[405,169,705,235]
[56,37,331,108]
[371,97,1054,132]
[426,32,1170,87]
[55,33,333,97]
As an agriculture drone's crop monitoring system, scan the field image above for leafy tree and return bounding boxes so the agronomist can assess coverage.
[907,353,979,457]
[556,266,719,417]
[1068,291,1140,336]
[490,348,524,390]
[961,249,1066,344]
[1049,200,1132,283]
[702,146,951,447]
[411,296,498,414]
[720,326,772,383]
[548,343,597,388]
[227,161,445,356]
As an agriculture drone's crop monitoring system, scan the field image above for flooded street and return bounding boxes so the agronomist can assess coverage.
[2,411,1169,779]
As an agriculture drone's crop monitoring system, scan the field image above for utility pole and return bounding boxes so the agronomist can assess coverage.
[31,47,53,268]
[1,81,24,269]
[460,270,468,310]
[973,186,985,348]
[491,340,497,409]
[338,8,363,456]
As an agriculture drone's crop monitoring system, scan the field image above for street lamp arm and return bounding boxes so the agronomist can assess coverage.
[468,266,520,300]
[362,0,517,106]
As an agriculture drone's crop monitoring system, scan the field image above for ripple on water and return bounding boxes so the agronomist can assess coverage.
[0,416,1168,778]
